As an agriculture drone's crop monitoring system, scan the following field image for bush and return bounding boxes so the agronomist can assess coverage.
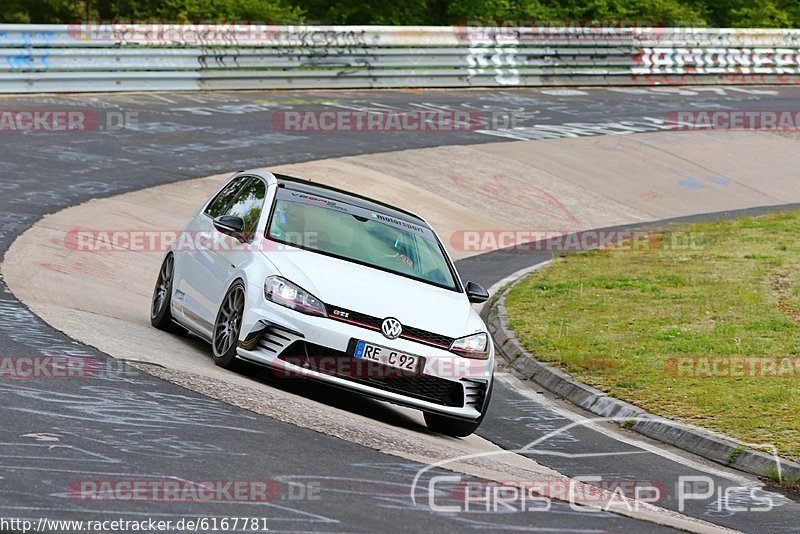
[1,0,798,29]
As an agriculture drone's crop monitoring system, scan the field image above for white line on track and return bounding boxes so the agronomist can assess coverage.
[496,373,758,486]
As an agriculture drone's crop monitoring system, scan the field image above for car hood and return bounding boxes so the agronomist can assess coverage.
[260,247,485,338]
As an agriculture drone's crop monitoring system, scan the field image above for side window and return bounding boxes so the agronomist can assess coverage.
[204,175,249,218]
[224,178,267,241]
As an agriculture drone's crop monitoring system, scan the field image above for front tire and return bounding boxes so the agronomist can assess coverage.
[212,281,246,369]
[150,253,185,335]
[424,379,493,437]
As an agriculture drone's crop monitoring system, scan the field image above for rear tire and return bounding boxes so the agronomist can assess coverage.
[150,253,186,335]
[212,281,246,370]
[424,378,493,437]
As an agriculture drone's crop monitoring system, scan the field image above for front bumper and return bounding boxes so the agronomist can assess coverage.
[236,299,493,420]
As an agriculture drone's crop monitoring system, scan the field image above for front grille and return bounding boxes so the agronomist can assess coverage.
[327,307,382,330]
[401,325,456,349]
[277,341,464,407]
[326,305,456,350]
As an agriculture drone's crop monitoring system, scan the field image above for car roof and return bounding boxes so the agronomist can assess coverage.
[272,173,428,226]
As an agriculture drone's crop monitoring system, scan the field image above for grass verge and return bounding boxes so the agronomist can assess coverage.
[505,211,800,464]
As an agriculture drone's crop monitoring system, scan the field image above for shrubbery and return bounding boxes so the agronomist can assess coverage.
[2,0,799,28]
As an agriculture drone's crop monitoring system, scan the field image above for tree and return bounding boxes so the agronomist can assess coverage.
[299,0,431,25]
[1,0,798,27]
[1,0,79,23]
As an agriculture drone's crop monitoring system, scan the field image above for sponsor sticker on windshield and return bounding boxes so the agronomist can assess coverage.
[277,189,436,241]
[370,212,428,238]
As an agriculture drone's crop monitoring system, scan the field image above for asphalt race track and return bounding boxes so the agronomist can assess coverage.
[1,87,800,533]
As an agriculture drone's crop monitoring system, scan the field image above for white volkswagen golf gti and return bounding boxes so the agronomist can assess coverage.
[150,170,494,436]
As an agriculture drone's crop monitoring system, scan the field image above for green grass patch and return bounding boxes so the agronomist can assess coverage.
[727,446,744,465]
[505,211,800,462]
[620,418,636,429]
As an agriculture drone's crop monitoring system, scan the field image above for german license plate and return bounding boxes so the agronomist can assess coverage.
[354,340,420,373]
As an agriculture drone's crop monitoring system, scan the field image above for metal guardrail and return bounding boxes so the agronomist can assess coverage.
[2,24,800,93]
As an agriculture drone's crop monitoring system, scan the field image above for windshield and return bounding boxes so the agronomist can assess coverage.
[267,189,458,290]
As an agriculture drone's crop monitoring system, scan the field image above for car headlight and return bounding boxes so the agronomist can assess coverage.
[450,332,488,358]
[264,276,327,317]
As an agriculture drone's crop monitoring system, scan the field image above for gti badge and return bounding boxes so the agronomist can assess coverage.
[381,317,403,339]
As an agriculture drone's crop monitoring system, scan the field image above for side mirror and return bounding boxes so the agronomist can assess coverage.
[465,280,489,304]
[213,215,247,243]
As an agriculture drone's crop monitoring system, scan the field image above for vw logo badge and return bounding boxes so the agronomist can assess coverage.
[381,317,403,339]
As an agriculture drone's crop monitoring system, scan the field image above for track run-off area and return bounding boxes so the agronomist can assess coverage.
[1,87,800,533]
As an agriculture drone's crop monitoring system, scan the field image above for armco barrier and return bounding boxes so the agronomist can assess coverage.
[2,24,800,92]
